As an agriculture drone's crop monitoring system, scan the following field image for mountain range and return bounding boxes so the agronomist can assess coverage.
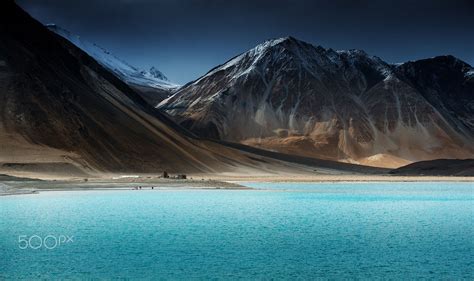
[159,37,474,168]
[46,24,178,105]
[0,1,472,178]
[1,1,390,178]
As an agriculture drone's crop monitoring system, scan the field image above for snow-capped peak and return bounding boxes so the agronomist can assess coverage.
[196,36,393,83]
[46,24,178,90]
[196,37,300,81]
[144,66,169,81]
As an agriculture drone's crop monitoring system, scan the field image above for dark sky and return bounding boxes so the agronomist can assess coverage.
[17,0,474,84]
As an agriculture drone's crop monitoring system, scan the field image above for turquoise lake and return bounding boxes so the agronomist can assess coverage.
[1,182,473,279]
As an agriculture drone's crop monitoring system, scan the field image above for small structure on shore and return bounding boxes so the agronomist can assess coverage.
[161,171,187,180]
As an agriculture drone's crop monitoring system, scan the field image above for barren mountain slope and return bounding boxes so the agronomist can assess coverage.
[0,1,239,176]
[160,37,474,168]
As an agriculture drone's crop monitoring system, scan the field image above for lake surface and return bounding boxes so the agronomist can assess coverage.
[1,182,473,279]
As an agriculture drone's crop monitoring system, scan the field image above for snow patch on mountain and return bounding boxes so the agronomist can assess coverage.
[46,24,179,90]
[466,69,474,78]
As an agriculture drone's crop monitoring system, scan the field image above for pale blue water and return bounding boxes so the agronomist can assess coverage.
[1,182,473,279]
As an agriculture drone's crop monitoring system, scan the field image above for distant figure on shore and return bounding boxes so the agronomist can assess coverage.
[162,171,169,178]
[152,186,154,190]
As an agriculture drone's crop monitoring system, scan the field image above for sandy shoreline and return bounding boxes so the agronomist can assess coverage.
[1,174,472,196]
[218,175,474,183]
[0,178,252,196]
